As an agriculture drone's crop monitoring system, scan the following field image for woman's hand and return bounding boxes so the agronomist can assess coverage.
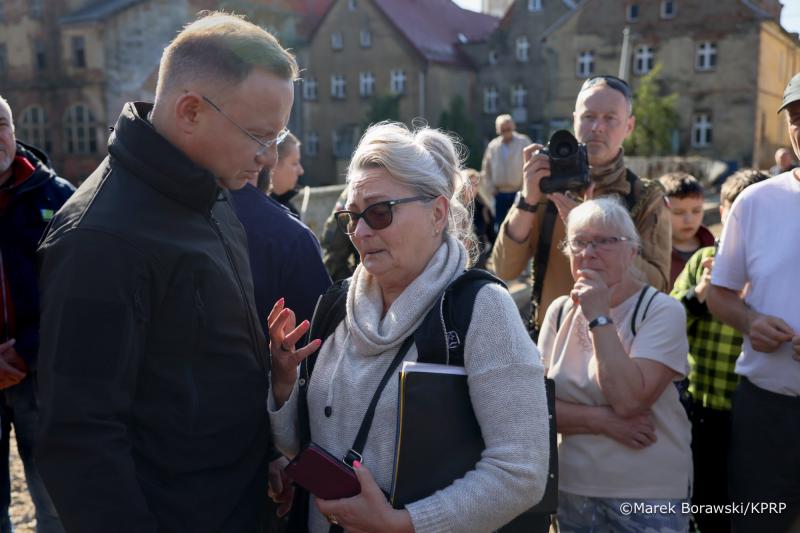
[597,406,657,449]
[267,456,294,517]
[315,462,413,533]
[268,298,321,407]
[570,268,610,321]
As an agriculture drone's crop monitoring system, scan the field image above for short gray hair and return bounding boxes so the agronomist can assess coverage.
[565,197,641,251]
[0,95,13,130]
[155,11,298,99]
[347,122,476,263]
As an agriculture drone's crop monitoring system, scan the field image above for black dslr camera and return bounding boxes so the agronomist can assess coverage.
[538,129,590,194]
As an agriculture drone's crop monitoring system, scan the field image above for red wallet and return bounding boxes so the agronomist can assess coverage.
[284,442,361,500]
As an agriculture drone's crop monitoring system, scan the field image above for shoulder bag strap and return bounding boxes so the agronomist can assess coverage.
[530,201,559,340]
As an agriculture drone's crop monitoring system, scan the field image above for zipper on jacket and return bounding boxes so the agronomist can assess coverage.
[208,211,269,376]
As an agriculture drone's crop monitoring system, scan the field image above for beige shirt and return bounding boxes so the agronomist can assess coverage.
[539,291,692,499]
[481,132,531,192]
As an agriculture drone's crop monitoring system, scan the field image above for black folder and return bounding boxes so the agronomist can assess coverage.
[389,362,484,508]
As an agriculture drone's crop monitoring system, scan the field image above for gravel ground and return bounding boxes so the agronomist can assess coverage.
[9,429,36,532]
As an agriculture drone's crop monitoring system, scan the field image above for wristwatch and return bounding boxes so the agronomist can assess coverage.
[588,315,614,330]
[514,191,538,213]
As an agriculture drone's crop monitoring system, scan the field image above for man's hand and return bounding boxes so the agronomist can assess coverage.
[791,336,800,361]
[694,257,714,303]
[267,456,294,517]
[745,310,794,353]
[520,143,548,205]
[550,183,596,223]
[0,339,27,390]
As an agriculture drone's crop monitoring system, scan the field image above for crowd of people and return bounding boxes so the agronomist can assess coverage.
[0,9,798,533]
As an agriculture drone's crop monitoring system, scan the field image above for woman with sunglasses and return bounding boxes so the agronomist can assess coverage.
[538,198,691,532]
[267,122,550,532]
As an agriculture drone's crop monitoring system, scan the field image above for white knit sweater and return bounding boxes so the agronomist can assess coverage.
[269,235,550,532]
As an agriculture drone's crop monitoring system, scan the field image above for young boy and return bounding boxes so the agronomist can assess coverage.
[670,169,769,533]
[658,172,716,290]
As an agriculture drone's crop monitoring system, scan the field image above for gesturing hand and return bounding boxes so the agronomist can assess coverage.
[745,310,794,353]
[267,298,321,407]
[570,268,611,322]
[694,256,714,303]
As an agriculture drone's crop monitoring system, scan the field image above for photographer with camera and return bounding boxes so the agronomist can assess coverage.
[489,75,671,335]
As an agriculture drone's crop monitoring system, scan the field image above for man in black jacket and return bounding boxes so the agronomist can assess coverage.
[36,12,296,533]
[0,95,71,533]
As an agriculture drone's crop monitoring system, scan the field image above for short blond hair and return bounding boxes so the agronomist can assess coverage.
[155,11,298,100]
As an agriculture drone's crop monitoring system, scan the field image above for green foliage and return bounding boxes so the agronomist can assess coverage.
[624,64,680,156]
[439,96,482,170]
[363,94,402,129]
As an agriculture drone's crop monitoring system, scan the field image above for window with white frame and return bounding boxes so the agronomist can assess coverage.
[331,74,346,99]
[305,131,319,157]
[19,105,51,153]
[63,104,97,154]
[660,0,676,19]
[34,41,46,71]
[516,36,529,62]
[390,69,406,94]
[633,45,654,75]
[331,32,343,50]
[510,84,527,108]
[360,29,372,48]
[695,41,717,71]
[71,35,86,68]
[627,3,639,21]
[488,49,498,65]
[528,0,542,12]
[483,86,498,114]
[692,113,712,147]
[359,72,375,97]
[577,50,594,77]
[303,77,318,100]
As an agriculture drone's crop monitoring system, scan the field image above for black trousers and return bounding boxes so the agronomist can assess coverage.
[729,378,800,533]
[690,404,732,532]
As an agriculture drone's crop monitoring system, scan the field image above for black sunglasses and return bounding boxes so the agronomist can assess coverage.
[580,75,633,101]
[335,195,435,235]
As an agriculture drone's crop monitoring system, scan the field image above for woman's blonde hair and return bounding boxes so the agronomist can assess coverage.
[347,122,476,263]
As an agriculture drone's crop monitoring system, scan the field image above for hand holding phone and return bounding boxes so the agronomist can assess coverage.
[284,443,361,500]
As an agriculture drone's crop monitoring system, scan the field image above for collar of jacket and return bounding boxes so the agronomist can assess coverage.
[270,188,299,205]
[108,102,223,214]
[589,148,630,197]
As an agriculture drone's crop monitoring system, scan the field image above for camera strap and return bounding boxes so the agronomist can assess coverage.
[530,201,559,341]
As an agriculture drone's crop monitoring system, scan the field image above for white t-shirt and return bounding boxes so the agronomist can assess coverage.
[539,289,692,499]
[712,171,800,396]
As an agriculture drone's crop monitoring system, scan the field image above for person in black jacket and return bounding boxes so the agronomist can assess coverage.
[35,12,297,533]
[0,95,71,533]
[268,133,304,217]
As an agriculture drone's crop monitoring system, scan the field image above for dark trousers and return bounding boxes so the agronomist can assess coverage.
[690,404,731,532]
[729,378,800,533]
[494,192,516,234]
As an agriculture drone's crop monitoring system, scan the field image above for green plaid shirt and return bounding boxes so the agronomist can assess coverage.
[671,246,742,411]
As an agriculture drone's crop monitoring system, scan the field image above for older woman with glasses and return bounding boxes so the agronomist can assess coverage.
[538,198,692,532]
[267,122,550,532]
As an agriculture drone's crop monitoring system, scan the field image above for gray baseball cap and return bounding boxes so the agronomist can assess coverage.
[778,72,800,113]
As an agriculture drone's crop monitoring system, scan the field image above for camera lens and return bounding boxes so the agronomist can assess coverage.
[555,143,573,158]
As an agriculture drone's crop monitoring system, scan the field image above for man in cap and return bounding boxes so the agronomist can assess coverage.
[708,73,800,532]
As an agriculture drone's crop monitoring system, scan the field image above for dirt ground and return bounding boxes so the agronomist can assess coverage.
[9,429,36,532]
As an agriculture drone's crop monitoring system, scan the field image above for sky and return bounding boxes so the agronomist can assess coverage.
[453,0,800,34]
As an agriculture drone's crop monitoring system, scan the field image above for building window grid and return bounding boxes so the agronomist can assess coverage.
[348,0,357,11]
[331,32,343,50]
[35,41,46,71]
[516,36,529,62]
[359,71,375,97]
[360,29,372,48]
[696,41,717,71]
[484,86,498,114]
[528,0,542,12]
[488,49,498,65]
[627,4,639,22]
[633,45,654,75]
[19,106,51,153]
[661,0,676,19]
[305,132,319,157]
[64,104,98,154]
[331,75,346,99]
[71,35,86,68]
[390,69,406,95]
[29,0,43,18]
[303,77,318,101]
[0,44,7,75]
[510,85,527,108]
[577,50,594,77]
[692,113,712,147]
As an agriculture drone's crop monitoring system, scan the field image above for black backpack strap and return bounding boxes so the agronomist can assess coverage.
[555,296,573,332]
[530,202,559,340]
[414,269,505,367]
[630,285,651,337]
[624,169,638,211]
